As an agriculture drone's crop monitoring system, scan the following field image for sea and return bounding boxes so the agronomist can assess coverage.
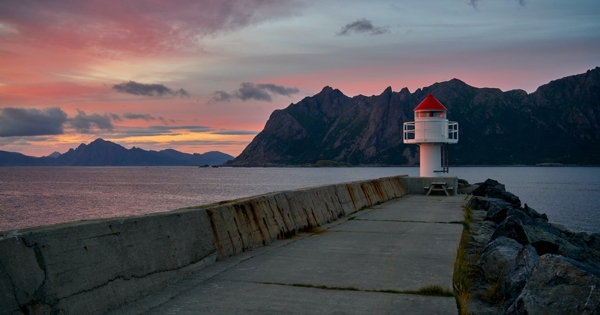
[0,166,599,234]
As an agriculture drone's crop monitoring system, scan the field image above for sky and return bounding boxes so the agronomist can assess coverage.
[0,0,599,157]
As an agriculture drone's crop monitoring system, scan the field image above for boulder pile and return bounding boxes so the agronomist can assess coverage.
[467,179,600,314]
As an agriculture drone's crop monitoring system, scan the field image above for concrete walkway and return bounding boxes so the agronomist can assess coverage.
[107,194,465,315]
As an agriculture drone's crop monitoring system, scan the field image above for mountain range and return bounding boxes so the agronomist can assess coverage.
[0,139,234,166]
[228,67,600,166]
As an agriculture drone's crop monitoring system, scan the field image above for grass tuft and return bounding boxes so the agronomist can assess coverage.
[481,275,505,306]
[453,205,475,315]
[403,285,454,297]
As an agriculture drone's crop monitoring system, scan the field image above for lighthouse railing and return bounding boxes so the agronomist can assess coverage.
[403,121,459,143]
[447,121,459,141]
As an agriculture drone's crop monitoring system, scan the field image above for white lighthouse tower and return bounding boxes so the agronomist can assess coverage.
[403,93,458,177]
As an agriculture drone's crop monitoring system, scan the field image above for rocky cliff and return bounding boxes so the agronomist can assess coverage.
[229,67,600,166]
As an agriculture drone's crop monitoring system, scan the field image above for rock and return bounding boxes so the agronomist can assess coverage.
[478,236,522,281]
[523,225,591,261]
[467,196,482,210]
[491,215,530,245]
[505,254,600,315]
[506,207,536,226]
[485,187,521,207]
[589,233,600,252]
[503,244,539,309]
[468,196,512,213]
[470,179,520,207]
[522,204,548,221]
[472,179,502,197]
[530,240,559,256]
[484,201,512,224]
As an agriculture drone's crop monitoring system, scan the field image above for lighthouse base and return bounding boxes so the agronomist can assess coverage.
[419,144,442,177]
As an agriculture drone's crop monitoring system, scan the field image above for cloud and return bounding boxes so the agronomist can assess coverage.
[336,19,389,36]
[468,0,524,9]
[113,81,189,97]
[211,91,232,102]
[211,82,300,103]
[0,107,67,137]
[69,110,114,133]
[108,125,213,138]
[236,83,273,101]
[123,113,156,121]
[109,113,122,122]
[0,0,298,55]
[211,129,259,135]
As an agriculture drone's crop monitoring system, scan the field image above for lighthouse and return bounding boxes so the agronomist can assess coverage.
[403,93,458,177]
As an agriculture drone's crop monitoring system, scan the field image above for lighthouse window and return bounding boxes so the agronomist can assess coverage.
[416,111,446,118]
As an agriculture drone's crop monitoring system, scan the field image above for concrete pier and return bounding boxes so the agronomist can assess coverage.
[0,175,465,315]
[108,194,465,315]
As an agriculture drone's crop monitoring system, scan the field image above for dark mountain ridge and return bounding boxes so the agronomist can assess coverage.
[0,139,234,166]
[229,67,600,166]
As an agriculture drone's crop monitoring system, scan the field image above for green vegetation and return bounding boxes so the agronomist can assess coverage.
[481,274,506,306]
[453,205,475,315]
[290,283,360,291]
[370,285,454,297]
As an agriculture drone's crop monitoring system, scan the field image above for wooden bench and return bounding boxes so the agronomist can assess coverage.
[424,181,453,196]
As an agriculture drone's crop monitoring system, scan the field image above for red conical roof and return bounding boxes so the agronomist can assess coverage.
[414,93,447,111]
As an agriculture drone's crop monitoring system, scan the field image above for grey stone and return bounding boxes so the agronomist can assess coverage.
[484,202,512,224]
[522,204,548,221]
[472,179,502,197]
[491,215,530,245]
[478,236,522,281]
[503,244,539,309]
[523,225,590,261]
[589,233,600,253]
[506,207,536,226]
[483,185,520,207]
[505,254,600,315]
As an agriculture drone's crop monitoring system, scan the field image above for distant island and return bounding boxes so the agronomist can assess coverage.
[0,138,234,166]
[228,67,600,166]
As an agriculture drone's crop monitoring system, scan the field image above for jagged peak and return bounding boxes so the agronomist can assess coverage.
[320,86,333,93]
[91,138,107,143]
[316,85,346,97]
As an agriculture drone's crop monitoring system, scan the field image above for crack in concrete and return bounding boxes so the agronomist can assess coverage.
[350,218,462,224]
[60,248,217,302]
[257,281,454,298]
[0,256,22,312]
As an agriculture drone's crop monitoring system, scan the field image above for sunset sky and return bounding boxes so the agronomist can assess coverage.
[1,0,599,157]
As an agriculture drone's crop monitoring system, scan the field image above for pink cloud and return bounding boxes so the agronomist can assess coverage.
[0,0,297,55]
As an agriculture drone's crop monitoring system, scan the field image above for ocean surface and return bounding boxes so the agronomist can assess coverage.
[1,166,599,234]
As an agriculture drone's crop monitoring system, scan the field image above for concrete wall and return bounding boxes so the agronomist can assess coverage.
[0,175,407,315]
[401,176,458,195]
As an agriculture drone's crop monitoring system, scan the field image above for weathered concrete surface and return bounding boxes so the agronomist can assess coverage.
[0,210,218,315]
[107,194,465,315]
[206,176,407,259]
[0,175,408,315]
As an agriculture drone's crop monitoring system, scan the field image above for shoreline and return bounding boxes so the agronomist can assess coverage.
[461,179,600,314]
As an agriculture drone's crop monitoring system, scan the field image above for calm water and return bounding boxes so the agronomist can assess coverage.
[0,167,599,233]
